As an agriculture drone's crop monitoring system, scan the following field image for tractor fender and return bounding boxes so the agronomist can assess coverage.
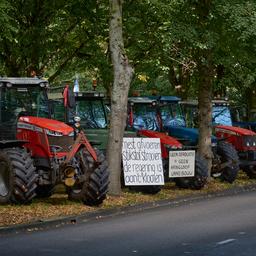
[165,126,200,146]
[0,140,28,149]
[137,129,182,148]
[19,116,74,135]
[165,126,218,146]
[233,121,256,132]
[215,125,256,136]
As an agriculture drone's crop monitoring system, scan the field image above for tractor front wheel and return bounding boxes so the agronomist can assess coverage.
[174,153,208,190]
[216,141,240,183]
[67,148,109,206]
[0,148,37,204]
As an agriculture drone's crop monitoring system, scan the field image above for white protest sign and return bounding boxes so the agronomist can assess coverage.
[122,137,164,186]
[169,150,195,178]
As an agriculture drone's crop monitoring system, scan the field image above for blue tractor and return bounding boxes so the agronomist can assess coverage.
[157,96,240,183]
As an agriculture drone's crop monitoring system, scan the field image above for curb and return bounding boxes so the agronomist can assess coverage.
[1,184,256,236]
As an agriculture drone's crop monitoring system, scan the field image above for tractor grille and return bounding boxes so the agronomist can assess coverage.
[47,135,74,152]
[243,135,256,148]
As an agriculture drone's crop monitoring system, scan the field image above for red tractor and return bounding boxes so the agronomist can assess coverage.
[0,78,109,205]
[212,100,256,178]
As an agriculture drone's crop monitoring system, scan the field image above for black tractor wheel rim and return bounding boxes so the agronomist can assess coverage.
[0,161,10,197]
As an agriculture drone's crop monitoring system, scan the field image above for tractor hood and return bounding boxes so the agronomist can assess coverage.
[165,126,217,145]
[232,122,256,133]
[19,116,74,135]
[215,125,256,136]
[137,129,182,148]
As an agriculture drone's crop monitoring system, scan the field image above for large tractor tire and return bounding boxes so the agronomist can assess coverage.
[67,148,109,206]
[0,148,37,204]
[174,153,208,190]
[216,141,240,183]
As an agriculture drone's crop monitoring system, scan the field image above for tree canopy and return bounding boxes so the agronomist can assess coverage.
[0,0,255,103]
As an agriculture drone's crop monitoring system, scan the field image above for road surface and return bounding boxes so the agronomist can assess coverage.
[1,190,256,256]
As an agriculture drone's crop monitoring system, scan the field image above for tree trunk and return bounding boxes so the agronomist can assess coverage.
[195,0,214,175]
[107,0,134,195]
[197,52,214,175]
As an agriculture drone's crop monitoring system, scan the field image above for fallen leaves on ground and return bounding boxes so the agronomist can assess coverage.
[0,172,255,227]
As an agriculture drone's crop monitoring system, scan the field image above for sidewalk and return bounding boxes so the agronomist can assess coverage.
[1,183,255,236]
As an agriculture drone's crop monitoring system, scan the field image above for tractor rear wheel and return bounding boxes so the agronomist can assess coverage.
[216,141,240,183]
[0,148,37,204]
[67,148,109,206]
[0,150,12,203]
[174,153,208,189]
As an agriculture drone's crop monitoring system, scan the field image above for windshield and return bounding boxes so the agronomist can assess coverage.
[212,106,232,126]
[131,103,159,131]
[76,99,107,129]
[161,103,185,127]
[0,86,49,139]
[181,104,198,128]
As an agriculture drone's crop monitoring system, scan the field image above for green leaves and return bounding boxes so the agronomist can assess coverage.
[0,0,255,102]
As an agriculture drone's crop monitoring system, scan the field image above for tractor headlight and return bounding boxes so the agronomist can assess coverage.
[74,122,80,128]
[211,142,217,147]
[243,136,256,148]
[74,116,81,122]
[74,116,81,129]
[45,129,63,136]
[165,144,182,150]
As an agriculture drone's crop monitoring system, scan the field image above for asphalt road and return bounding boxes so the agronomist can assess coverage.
[1,190,256,256]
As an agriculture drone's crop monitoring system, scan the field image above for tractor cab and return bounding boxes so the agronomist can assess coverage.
[74,92,108,129]
[128,96,185,131]
[212,100,232,126]
[51,91,108,128]
[49,89,110,150]
[158,96,186,128]
[158,97,199,146]
[0,78,50,140]
[127,97,160,131]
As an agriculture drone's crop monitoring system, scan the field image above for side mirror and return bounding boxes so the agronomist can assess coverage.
[63,85,76,108]
[48,100,55,118]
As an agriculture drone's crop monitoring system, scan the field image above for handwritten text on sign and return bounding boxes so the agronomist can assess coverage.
[122,138,164,186]
[169,150,195,178]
